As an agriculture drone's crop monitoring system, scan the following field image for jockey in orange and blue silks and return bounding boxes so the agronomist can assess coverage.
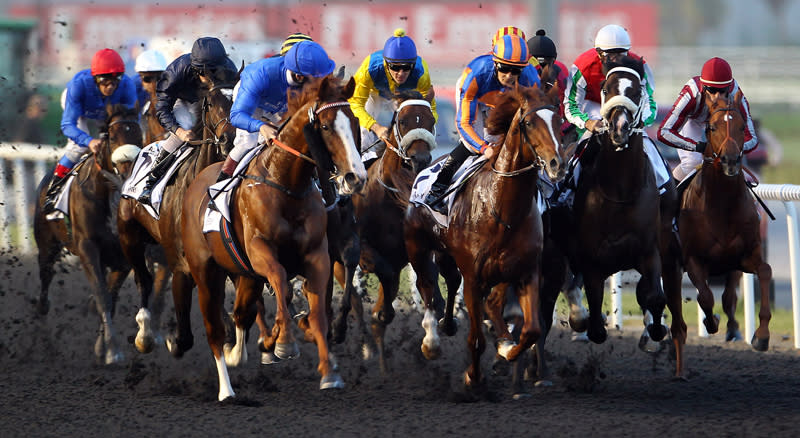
[423,30,540,213]
[562,24,670,192]
[658,57,758,183]
[349,28,438,163]
[216,40,336,181]
[44,48,137,211]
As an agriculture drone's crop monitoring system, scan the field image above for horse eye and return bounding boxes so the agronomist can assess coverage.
[321,124,330,131]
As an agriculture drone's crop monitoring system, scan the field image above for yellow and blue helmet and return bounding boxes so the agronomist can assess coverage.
[383,28,417,64]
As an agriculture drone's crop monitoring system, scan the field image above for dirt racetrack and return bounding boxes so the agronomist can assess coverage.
[1,251,799,438]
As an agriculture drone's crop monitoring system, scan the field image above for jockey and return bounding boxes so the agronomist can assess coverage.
[658,57,759,184]
[562,24,670,191]
[138,37,238,205]
[424,28,541,213]
[349,28,438,165]
[216,40,336,182]
[526,28,572,136]
[132,49,168,112]
[43,48,137,211]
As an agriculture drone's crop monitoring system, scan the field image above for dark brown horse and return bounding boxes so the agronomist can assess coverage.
[404,84,565,392]
[566,58,682,371]
[334,91,436,372]
[118,82,236,356]
[141,92,168,146]
[181,76,366,401]
[677,91,771,367]
[33,104,142,364]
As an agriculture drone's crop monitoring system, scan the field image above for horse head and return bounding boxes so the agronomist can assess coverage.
[100,104,143,171]
[486,83,565,181]
[289,75,367,195]
[390,91,436,174]
[200,84,237,157]
[600,57,645,147]
[705,90,745,176]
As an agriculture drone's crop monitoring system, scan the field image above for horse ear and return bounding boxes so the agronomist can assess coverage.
[546,82,560,106]
[239,60,245,76]
[344,76,356,100]
[335,65,345,80]
[106,103,114,117]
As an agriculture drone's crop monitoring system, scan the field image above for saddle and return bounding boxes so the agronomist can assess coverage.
[409,155,487,226]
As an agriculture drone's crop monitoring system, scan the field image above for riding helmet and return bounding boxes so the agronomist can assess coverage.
[91,48,125,76]
[492,26,526,49]
[383,28,417,64]
[284,41,336,78]
[492,33,530,67]
[527,29,557,59]
[280,33,314,56]
[594,24,631,51]
[700,57,733,89]
[135,49,168,73]
[190,37,228,69]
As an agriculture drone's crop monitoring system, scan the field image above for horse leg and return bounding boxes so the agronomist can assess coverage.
[118,221,156,354]
[635,251,668,344]
[147,260,171,346]
[76,239,122,364]
[370,269,399,374]
[660,242,687,379]
[563,269,590,338]
[583,272,608,344]
[225,276,264,367]
[531,257,565,387]
[331,261,351,344]
[684,258,719,334]
[165,271,196,357]
[722,271,743,342]
[743,252,772,351]
[461,276,487,390]
[406,241,442,360]
[34,229,60,316]
[438,254,461,336]
[193,258,234,401]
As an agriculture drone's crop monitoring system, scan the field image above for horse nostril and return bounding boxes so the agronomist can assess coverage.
[549,158,559,169]
[344,172,361,188]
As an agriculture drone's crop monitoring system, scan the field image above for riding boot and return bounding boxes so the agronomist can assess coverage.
[215,156,239,183]
[43,174,66,212]
[139,149,176,205]
[423,148,468,214]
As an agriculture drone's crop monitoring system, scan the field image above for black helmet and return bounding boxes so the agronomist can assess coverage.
[191,37,228,69]
[527,29,557,59]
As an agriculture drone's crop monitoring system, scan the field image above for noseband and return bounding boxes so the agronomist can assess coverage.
[598,66,645,142]
[491,104,555,177]
[200,84,235,146]
[385,99,437,164]
[704,106,743,165]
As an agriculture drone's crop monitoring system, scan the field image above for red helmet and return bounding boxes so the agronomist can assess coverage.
[700,57,733,89]
[91,48,125,76]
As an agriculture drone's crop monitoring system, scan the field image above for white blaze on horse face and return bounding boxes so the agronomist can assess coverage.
[535,108,560,153]
[616,77,634,99]
[333,109,367,181]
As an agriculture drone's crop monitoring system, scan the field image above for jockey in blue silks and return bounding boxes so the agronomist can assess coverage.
[216,40,336,182]
[424,29,541,213]
[44,48,137,211]
[137,37,239,205]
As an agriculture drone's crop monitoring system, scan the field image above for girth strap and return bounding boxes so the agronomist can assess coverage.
[220,216,257,275]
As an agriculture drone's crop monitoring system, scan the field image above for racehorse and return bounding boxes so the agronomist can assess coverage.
[118,82,237,357]
[677,91,771,363]
[336,91,436,372]
[33,104,142,364]
[141,91,168,146]
[404,84,565,392]
[181,75,366,401]
[564,57,682,370]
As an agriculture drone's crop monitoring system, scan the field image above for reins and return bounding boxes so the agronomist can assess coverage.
[490,104,555,177]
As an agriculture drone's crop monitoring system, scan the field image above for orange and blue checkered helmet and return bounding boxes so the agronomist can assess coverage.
[492,33,529,67]
[491,26,526,48]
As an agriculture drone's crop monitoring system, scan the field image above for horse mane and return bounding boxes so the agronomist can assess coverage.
[485,86,544,136]
[286,75,347,115]
[602,56,645,79]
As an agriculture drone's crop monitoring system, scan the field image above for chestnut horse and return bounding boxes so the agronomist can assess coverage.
[566,58,682,370]
[33,104,142,364]
[118,82,236,356]
[404,84,565,391]
[334,91,435,372]
[677,91,771,363]
[181,76,366,401]
[141,93,168,146]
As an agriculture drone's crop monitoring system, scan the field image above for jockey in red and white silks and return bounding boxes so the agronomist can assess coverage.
[658,57,758,182]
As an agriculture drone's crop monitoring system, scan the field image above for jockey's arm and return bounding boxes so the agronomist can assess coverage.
[563,64,592,131]
[642,62,657,127]
[737,87,759,152]
[417,59,439,123]
[230,78,269,134]
[455,74,491,154]
[657,80,703,152]
[155,77,181,134]
[348,56,379,131]
[60,86,93,148]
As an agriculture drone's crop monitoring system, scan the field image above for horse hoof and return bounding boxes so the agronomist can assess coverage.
[638,333,665,354]
[647,323,668,342]
[274,342,300,360]
[320,373,345,390]
[105,350,124,365]
[726,329,743,342]
[512,392,532,400]
[703,314,720,334]
[751,335,769,352]
[534,379,553,388]
[261,351,282,365]
[438,317,458,337]
[421,343,440,360]
[571,331,589,343]
[165,335,185,359]
[496,339,516,361]
[587,328,607,344]
[135,335,154,354]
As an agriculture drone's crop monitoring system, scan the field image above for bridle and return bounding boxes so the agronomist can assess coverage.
[598,66,645,144]
[385,99,436,163]
[198,83,235,146]
[704,105,743,165]
[490,103,555,177]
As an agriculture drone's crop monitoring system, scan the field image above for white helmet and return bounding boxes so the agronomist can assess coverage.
[594,24,631,51]
[135,49,168,73]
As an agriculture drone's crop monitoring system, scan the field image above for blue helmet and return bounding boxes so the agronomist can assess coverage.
[383,28,417,63]
[284,41,335,78]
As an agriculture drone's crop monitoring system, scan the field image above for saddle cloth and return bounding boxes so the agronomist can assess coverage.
[45,174,77,221]
[202,146,263,234]
[409,154,487,227]
[121,142,195,219]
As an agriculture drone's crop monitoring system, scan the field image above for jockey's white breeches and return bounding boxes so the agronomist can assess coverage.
[160,99,201,153]
[672,118,706,181]
[228,82,282,163]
